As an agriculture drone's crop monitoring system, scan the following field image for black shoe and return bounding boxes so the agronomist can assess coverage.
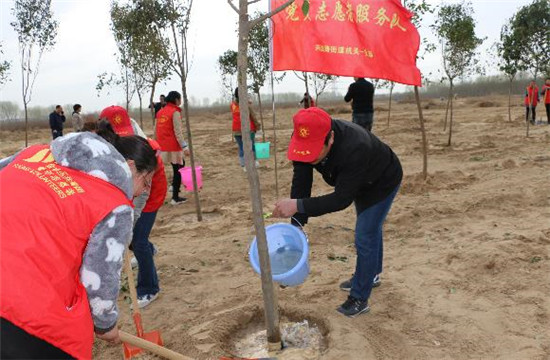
[337,296,370,317]
[339,274,381,292]
[170,197,187,205]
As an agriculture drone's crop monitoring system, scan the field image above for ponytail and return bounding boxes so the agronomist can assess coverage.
[96,119,157,174]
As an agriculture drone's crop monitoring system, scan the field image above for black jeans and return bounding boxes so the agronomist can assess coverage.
[525,106,536,123]
[546,104,550,124]
[171,161,184,200]
[51,129,63,139]
[352,112,374,132]
[0,318,73,359]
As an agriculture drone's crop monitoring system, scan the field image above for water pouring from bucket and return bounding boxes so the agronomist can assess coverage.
[249,221,309,287]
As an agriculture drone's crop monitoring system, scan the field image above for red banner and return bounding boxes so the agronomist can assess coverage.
[271,0,421,86]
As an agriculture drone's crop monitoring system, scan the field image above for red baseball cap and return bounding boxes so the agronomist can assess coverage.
[99,105,134,136]
[287,107,332,163]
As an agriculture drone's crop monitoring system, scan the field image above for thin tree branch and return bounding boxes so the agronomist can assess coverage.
[248,0,262,4]
[227,0,239,14]
[250,0,294,28]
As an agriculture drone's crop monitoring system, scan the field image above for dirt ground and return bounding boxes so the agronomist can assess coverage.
[1,94,549,360]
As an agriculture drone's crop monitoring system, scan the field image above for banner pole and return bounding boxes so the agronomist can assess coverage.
[268,7,279,200]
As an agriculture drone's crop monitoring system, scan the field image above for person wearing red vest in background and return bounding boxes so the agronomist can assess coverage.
[155,90,189,205]
[524,80,539,125]
[299,92,315,109]
[231,87,261,171]
[541,78,550,125]
[0,121,157,359]
[100,105,167,308]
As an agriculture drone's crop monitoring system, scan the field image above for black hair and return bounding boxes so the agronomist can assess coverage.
[234,87,239,103]
[323,130,332,145]
[160,94,166,98]
[81,121,97,132]
[165,91,181,104]
[73,104,81,112]
[55,105,62,110]
[96,119,157,174]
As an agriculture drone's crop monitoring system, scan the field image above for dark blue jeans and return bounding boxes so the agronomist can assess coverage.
[51,129,63,139]
[132,211,159,296]
[234,133,256,166]
[351,185,400,302]
[352,112,374,132]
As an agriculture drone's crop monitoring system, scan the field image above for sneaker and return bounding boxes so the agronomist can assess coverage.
[372,274,381,288]
[170,197,187,205]
[337,296,370,317]
[130,256,138,269]
[339,274,381,292]
[255,160,260,168]
[137,293,159,309]
[242,166,247,173]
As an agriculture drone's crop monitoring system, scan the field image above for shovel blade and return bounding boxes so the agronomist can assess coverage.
[122,330,163,360]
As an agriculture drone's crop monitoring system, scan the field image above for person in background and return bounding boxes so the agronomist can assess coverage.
[272,107,402,318]
[231,87,261,171]
[344,77,375,132]
[100,105,167,308]
[155,91,189,205]
[525,80,539,125]
[49,105,66,139]
[0,121,157,359]
[299,92,315,109]
[150,94,166,117]
[541,78,550,125]
[72,104,83,132]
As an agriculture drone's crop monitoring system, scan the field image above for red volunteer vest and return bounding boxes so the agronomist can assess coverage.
[542,85,550,105]
[143,139,167,213]
[155,103,182,151]
[230,101,257,133]
[524,86,539,106]
[0,145,131,359]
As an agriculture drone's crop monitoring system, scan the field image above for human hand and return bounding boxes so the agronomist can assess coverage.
[272,198,298,218]
[96,327,120,344]
[183,148,190,156]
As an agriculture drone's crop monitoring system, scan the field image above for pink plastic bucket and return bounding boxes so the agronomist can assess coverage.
[178,166,202,192]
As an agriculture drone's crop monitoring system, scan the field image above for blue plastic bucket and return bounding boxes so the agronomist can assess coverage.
[254,142,270,159]
[248,223,309,287]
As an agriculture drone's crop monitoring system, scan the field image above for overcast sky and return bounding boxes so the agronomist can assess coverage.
[0,0,532,112]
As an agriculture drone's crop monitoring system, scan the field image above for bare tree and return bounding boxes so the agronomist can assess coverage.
[10,0,58,146]
[163,0,203,221]
[228,0,294,350]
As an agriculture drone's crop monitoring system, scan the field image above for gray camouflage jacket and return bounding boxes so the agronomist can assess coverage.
[0,132,134,333]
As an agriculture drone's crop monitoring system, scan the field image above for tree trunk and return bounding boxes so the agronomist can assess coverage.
[125,67,130,111]
[24,102,28,147]
[256,91,266,142]
[447,82,454,146]
[508,79,514,121]
[387,83,394,127]
[181,78,203,222]
[237,1,281,349]
[149,81,157,135]
[137,90,143,129]
[304,72,309,95]
[414,86,428,180]
[443,87,451,131]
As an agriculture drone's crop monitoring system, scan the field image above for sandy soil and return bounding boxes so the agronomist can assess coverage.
[1,94,549,360]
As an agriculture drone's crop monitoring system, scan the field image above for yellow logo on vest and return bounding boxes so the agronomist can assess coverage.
[23,148,55,163]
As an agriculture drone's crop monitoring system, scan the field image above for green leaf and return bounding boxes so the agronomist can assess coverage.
[301,0,309,17]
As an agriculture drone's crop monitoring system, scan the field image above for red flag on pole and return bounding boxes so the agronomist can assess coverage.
[271,0,421,86]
